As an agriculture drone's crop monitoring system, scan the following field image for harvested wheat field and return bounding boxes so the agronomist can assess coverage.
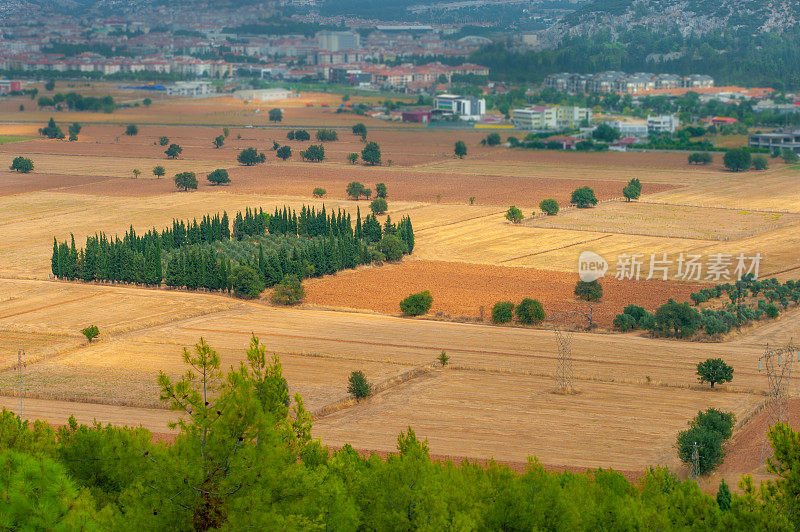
[303,259,707,327]
[313,368,758,472]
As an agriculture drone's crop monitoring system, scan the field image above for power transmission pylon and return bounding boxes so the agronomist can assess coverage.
[758,340,797,461]
[548,309,589,394]
[690,441,700,479]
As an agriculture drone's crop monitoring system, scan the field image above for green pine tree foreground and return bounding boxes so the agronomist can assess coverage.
[0,336,798,530]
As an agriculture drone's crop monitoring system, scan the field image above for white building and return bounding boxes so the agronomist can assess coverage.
[608,120,649,138]
[165,81,214,97]
[647,114,680,134]
[511,105,590,130]
[434,94,485,120]
[233,88,294,101]
[317,31,360,52]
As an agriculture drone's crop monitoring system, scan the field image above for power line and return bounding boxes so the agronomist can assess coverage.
[547,307,592,394]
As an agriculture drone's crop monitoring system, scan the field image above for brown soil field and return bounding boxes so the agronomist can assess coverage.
[526,201,800,240]
[302,259,707,326]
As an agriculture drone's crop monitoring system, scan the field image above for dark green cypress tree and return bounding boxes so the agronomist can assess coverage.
[51,238,59,277]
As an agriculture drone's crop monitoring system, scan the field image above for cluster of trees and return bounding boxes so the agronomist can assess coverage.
[351,122,367,139]
[299,144,325,162]
[286,129,310,141]
[614,277,800,338]
[315,129,338,142]
[677,408,736,475]
[491,298,545,325]
[689,152,714,165]
[39,117,64,139]
[238,147,266,165]
[37,92,115,113]
[9,156,33,173]
[2,335,799,529]
[507,198,563,220]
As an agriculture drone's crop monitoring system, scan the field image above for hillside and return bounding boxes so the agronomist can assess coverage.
[555,0,799,38]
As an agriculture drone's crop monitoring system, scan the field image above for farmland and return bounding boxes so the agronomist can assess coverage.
[0,89,798,489]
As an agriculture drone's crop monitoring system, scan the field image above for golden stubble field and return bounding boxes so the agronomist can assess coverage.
[0,96,798,482]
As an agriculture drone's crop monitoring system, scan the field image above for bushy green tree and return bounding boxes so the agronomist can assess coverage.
[723,148,751,172]
[152,165,165,178]
[653,299,702,338]
[592,123,621,142]
[539,199,559,215]
[207,168,230,185]
[575,280,603,301]
[348,370,370,400]
[213,135,224,148]
[697,358,734,389]
[484,133,501,146]
[375,182,387,199]
[125,124,138,136]
[9,156,33,173]
[348,152,359,164]
[370,198,388,215]
[312,187,326,197]
[39,117,64,139]
[230,265,264,298]
[751,155,768,170]
[276,145,292,160]
[623,178,641,201]
[300,145,325,163]
[238,147,266,165]
[159,136,170,146]
[400,291,433,316]
[346,181,367,200]
[379,234,405,261]
[362,141,381,165]
[454,140,467,158]
[174,171,198,191]
[677,408,735,475]
[505,205,524,223]
[165,143,182,159]
[571,186,598,208]
[352,123,367,138]
[688,152,713,165]
[516,298,545,324]
[81,325,99,342]
[268,108,282,122]
[492,301,515,323]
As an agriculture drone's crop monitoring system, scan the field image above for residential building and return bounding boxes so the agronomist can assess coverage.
[511,105,590,130]
[0,79,22,94]
[749,130,800,154]
[434,94,485,120]
[233,88,293,101]
[165,81,213,97]
[647,114,680,134]
[608,120,649,138]
[402,108,432,123]
[317,31,360,52]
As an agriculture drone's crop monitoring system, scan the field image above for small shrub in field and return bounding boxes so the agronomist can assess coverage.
[539,199,559,216]
[312,187,326,198]
[515,298,545,325]
[270,275,304,305]
[81,325,99,342]
[505,206,523,223]
[438,351,449,367]
[400,291,433,316]
[492,301,515,323]
[348,370,370,400]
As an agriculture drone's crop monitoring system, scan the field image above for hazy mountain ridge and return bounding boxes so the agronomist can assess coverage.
[555,0,799,38]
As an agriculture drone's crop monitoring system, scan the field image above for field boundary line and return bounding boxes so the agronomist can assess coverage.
[310,364,435,420]
[0,290,114,320]
[414,211,506,232]
[498,234,613,263]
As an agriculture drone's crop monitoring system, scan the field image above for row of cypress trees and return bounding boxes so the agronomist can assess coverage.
[52,206,415,290]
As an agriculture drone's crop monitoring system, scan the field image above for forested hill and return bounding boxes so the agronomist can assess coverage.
[553,0,799,38]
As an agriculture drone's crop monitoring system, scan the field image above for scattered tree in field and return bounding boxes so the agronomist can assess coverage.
[348,152,359,164]
[484,133,501,146]
[39,117,64,139]
[348,370,370,400]
[315,129,338,142]
[688,152,712,165]
[623,178,642,201]
[132,168,141,179]
[697,358,734,389]
[174,171,198,191]
[653,299,702,338]
[9,156,33,173]
[379,234,405,261]
[152,165,165,178]
[230,265,264,299]
[781,148,799,164]
[539,199,559,216]
[454,140,467,158]
[300,145,325,163]
[361,141,381,166]
[400,291,433,316]
[571,186,598,208]
[516,298,545,325]
[68,122,81,141]
[238,147,266,166]
[288,129,310,141]
[165,143,183,159]
[575,280,603,302]
[18,104,24,111]
[375,183,387,199]
[159,136,170,146]
[268,108,282,122]
[276,145,292,160]
[207,168,230,185]
[125,124,138,136]
[677,408,735,475]
[270,275,304,305]
[213,135,224,148]
[81,325,99,343]
[45,79,55,91]
[142,98,151,107]
[505,205,524,224]
[592,123,621,143]
[312,187,326,198]
[438,350,449,367]
[492,301,515,323]
[352,123,367,139]
[723,148,751,172]
[370,198,388,215]
[222,127,229,138]
[346,181,368,200]
[751,155,768,170]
